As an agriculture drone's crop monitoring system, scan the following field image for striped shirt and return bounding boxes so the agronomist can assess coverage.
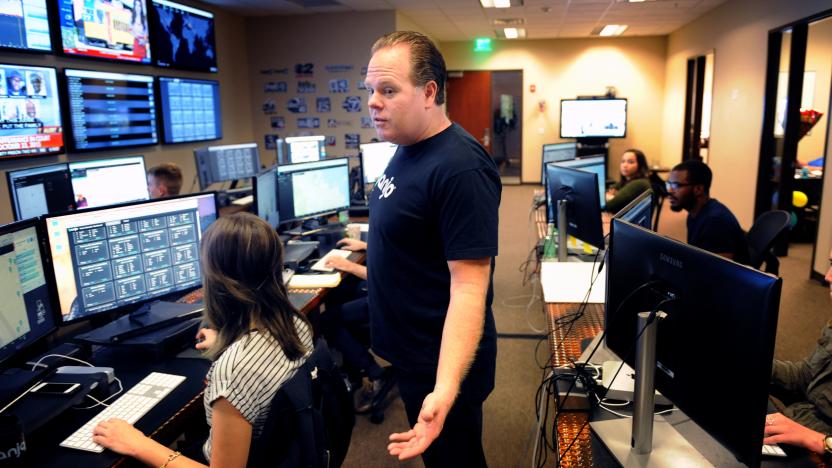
[202,316,313,461]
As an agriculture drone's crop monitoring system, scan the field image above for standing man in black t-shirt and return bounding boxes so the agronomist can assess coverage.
[364,31,501,466]
[667,159,749,262]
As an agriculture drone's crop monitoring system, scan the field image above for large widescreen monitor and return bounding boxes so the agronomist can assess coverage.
[560,98,627,139]
[0,0,52,52]
[194,143,259,190]
[277,157,350,223]
[0,63,64,159]
[551,155,607,210]
[546,163,605,249]
[57,0,151,63]
[360,141,397,185]
[540,142,576,185]
[6,163,73,220]
[604,219,781,467]
[64,69,158,151]
[149,0,217,73]
[158,76,221,144]
[44,193,218,323]
[69,156,149,209]
[283,135,326,164]
[0,218,58,367]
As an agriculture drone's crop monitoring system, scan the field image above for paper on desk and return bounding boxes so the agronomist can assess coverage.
[540,261,606,303]
[288,273,342,289]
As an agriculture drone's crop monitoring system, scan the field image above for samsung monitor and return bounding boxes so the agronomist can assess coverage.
[540,142,577,185]
[254,165,279,229]
[0,64,64,159]
[64,69,158,151]
[546,162,605,250]
[0,218,58,367]
[43,192,218,323]
[149,0,217,73]
[7,163,73,220]
[280,136,326,164]
[560,98,627,139]
[360,141,397,185]
[158,76,221,144]
[194,143,259,190]
[57,0,151,63]
[0,0,52,52]
[611,189,653,230]
[276,157,350,223]
[68,156,149,210]
[604,219,781,467]
[551,155,607,210]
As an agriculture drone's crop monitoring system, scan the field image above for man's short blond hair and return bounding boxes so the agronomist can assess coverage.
[371,31,447,105]
[147,162,183,195]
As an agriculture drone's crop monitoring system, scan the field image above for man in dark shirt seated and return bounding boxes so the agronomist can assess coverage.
[666,159,749,263]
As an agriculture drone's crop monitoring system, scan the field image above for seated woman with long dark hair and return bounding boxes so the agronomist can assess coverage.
[92,213,313,467]
[605,149,651,213]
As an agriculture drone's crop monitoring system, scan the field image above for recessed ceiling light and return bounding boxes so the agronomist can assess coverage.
[496,27,526,39]
[599,24,628,36]
[480,0,511,7]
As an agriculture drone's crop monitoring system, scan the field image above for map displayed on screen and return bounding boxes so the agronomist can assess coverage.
[151,0,217,72]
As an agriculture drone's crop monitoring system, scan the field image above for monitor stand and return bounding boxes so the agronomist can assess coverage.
[590,311,711,467]
[557,199,569,262]
[73,301,204,346]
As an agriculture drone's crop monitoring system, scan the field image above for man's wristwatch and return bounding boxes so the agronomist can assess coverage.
[823,434,832,454]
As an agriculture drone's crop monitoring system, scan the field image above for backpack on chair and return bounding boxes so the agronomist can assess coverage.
[248,338,355,468]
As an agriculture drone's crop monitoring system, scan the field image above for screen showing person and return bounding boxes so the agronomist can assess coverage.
[0,219,57,367]
[560,98,627,138]
[150,0,217,72]
[276,157,350,222]
[57,0,151,63]
[44,193,218,323]
[64,69,157,151]
[6,163,74,220]
[0,0,51,52]
[0,64,63,159]
[69,156,150,209]
[158,77,221,144]
[360,141,397,184]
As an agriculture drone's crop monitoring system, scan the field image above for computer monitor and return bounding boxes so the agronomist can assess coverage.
[612,189,653,230]
[43,193,218,323]
[0,0,52,52]
[149,0,217,73]
[540,142,576,185]
[277,157,350,223]
[0,218,58,367]
[0,63,64,159]
[254,165,279,230]
[7,163,74,221]
[64,69,158,151]
[68,156,149,210]
[604,219,781,466]
[57,0,151,63]
[560,98,627,139]
[360,141,397,185]
[279,136,326,164]
[194,143,260,190]
[157,76,221,144]
[546,163,605,250]
[552,155,607,209]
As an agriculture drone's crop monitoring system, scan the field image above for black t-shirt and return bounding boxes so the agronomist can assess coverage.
[687,198,749,263]
[367,123,501,374]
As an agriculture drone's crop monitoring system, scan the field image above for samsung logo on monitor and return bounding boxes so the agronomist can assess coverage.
[659,253,683,269]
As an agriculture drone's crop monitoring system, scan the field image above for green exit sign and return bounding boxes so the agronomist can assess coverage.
[474,37,492,52]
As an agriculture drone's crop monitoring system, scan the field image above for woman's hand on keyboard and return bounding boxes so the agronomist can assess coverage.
[92,418,149,457]
[336,238,367,251]
[195,327,218,350]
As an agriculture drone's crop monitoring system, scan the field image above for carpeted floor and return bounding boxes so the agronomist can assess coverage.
[340,184,830,467]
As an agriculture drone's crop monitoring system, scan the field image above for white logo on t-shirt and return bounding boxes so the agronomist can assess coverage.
[376,173,396,199]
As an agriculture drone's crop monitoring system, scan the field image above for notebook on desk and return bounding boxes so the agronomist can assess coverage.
[540,261,606,303]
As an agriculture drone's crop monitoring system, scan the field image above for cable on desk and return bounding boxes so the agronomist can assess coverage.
[31,354,124,410]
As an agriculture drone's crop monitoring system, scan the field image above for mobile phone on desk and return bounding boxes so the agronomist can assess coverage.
[29,382,80,396]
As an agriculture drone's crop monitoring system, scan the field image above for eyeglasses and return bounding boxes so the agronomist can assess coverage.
[665,181,696,190]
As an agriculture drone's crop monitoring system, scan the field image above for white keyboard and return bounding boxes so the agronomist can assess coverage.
[762,443,787,457]
[310,249,352,272]
[60,372,186,453]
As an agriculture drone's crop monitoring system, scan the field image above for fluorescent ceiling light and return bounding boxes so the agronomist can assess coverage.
[504,28,519,38]
[480,0,511,8]
[599,24,628,36]
[496,27,526,39]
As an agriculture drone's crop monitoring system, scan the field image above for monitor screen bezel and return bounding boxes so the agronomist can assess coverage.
[559,98,628,139]
[156,75,222,145]
[148,0,218,73]
[6,162,72,221]
[194,142,260,190]
[276,156,351,224]
[545,162,605,249]
[55,0,153,65]
[253,164,279,229]
[611,188,654,230]
[67,154,151,210]
[41,191,219,324]
[0,0,54,54]
[540,142,577,186]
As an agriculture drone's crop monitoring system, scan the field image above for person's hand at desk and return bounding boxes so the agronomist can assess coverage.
[326,255,367,280]
[195,327,218,351]
[336,238,367,251]
[763,412,826,454]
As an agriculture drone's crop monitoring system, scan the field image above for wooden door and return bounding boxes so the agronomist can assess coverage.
[447,71,492,153]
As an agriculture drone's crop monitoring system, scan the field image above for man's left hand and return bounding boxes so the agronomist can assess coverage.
[387,391,451,460]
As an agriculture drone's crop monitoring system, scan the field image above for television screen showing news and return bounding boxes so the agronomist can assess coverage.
[0,64,63,159]
[58,0,151,63]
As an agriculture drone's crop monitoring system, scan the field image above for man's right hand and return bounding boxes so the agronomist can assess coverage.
[336,238,367,251]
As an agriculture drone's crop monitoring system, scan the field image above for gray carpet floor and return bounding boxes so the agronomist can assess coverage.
[340,184,830,467]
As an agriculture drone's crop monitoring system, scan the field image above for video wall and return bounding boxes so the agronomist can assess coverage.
[0,0,221,161]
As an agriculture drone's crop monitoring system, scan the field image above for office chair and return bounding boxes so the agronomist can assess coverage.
[746,210,790,276]
[649,172,668,231]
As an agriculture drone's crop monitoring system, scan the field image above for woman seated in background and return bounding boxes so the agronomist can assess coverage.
[605,149,652,214]
[92,212,313,467]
